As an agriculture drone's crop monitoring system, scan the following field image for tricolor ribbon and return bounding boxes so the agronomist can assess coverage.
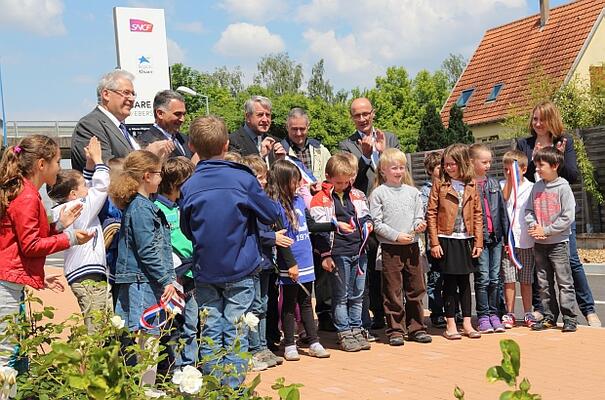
[357,221,373,275]
[139,291,186,330]
[331,216,356,235]
[284,156,317,185]
[506,160,523,270]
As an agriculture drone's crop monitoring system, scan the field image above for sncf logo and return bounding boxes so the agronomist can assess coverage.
[130,19,153,32]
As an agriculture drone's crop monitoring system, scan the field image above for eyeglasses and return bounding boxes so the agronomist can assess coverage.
[109,89,137,99]
[150,171,162,175]
[351,110,374,120]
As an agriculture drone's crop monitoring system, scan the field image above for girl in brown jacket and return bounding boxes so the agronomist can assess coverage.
[427,144,483,340]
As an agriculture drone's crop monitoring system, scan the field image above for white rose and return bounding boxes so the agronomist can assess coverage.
[0,367,17,400]
[110,315,125,329]
[242,312,259,332]
[172,365,203,394]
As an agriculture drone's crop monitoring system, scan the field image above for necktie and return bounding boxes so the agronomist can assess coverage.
[257,136,263,152]
[119,123,133,148]
[172,135,185,156]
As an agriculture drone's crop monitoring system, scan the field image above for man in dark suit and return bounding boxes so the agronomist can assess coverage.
[71,69,174,171]
[228,95,285,160]
[339,97,401,335]
[137,90,193,159]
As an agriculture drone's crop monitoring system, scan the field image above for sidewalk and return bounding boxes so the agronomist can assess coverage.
[253,326,605,399]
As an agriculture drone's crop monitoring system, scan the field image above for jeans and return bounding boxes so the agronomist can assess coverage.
[176,293,199,367]
[534,242,578,321]
[329,255,366,332]
[474,241,502,317]
[0,281,24,369]
[195,274,255,388]
[248,270,271,354]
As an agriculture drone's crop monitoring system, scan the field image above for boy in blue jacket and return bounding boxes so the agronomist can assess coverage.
[180,116,282,387]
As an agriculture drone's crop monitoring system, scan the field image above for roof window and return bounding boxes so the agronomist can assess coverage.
[486,83,504,102]
[456,89,474,107]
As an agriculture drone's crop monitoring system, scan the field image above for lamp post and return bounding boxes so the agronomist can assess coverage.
[176,86,209,116]
[0,59,7,147]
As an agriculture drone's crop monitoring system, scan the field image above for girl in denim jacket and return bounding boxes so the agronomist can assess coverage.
[109,150,176,386]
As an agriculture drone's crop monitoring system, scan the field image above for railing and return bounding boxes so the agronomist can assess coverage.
[4,121,78,138]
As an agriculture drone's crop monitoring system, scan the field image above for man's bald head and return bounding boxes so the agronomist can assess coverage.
[350,97,375,135]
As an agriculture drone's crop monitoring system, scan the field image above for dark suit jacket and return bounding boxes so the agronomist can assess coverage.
[228,126,263,156]
[71,107,134,171]
[338,130,400,194]
[137,125,193,159]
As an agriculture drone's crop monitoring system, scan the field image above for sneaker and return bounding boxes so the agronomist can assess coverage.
[524,312,537,328]
[260,349,283,366]
[431,315,447,329]
[531,318,556,331]
[254,351,277,368]
[308,343,330,358]
[408,330,432,343]
[490,315,506,333]
[502,313,516,329]
[352,328,371,350]
[338,331,362,352]
[361,328,377,342]
[250,356,269,371]
[532,311,544,322]
[284,345,300,361]
[477,316,494,333]
[586,313,602,327]
[389,335,405,346]
[562,319,577,333]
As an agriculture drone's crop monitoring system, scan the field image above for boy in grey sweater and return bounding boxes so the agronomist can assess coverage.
[525,147,578,332]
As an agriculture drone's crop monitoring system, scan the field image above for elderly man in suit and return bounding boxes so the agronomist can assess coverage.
[339,97,401,336]
[71,69,173,171]
[137,90,193,159]
[228,95,285,159]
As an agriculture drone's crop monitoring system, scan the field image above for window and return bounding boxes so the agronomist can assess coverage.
[456,89,474,107]
[486,83,504,102]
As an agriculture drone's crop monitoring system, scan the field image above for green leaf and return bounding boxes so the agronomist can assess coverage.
[42,309,55,319]
[487,366,515,386]
[68,375,88,389]
[500,339,521,378]
[519,378,531,392]
[499,390,515,400]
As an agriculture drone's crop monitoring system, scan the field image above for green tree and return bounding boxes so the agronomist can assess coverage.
[412,69,450,111]
[254,52,304,95]
[418,104,446,151]
[446,104,473,145]
[441,53,467,89]
[307,59,334,103]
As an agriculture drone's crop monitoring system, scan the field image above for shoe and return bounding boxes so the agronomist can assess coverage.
[431,315,447,329]
[308,343,330,358]
[370,317,385,330]
[490,315,506,333]
[524,312,537,328]
[562,319,577,333]
[408,330,432,343]
[254,351,277,368]
[260,349,283,366]
[442,330,462,340]
[586,313,602,327]
[361,328,377,342]
[352,328,372,350]
[532,311,544,322]
[477,316,494,333]
[502,313,516,329]
[389,335,405,346]
[284,346,300,361]
[250,356,269,371]
[338,331,362,352]
[461,329,481,339]
[531,318,556,331]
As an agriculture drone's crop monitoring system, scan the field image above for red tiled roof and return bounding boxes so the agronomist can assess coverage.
[441,0,605,127]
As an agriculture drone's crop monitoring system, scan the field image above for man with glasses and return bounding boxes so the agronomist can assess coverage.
[339,97,400,337]
[137,90,193,159]
[71,69,173,171]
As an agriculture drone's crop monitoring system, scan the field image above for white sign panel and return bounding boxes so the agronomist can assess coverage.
[113,7,170,124]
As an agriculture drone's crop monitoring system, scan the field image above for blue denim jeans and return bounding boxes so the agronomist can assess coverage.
[474,241,502,317]
[568,221,596,315]
[175,293,199,368]
[329,255,366,332]
[195,273,255,388]
[248,269,271,354]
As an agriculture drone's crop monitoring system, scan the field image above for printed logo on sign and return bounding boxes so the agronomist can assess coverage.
[138,56,153,74]
[130,19,153,32]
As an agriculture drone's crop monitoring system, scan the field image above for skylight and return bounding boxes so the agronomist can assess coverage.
[486,83,504,102]
[456,89,474,107]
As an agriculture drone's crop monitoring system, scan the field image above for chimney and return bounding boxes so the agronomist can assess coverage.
[540,0,550,28]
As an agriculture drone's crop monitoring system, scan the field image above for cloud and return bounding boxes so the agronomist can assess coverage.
[167,38,186,64]
[0,0,66,36]
[175,21,204,34]
[214,23,285,58]
[219,0,287,22]
[298,0,529,88]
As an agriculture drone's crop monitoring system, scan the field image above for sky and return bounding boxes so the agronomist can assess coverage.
[0,0,570,121]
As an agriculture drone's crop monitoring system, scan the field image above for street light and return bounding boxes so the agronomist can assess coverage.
[176,86,209,116]
[0,59,7,147]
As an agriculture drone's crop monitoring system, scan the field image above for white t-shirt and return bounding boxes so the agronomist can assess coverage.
[505,178,534,249]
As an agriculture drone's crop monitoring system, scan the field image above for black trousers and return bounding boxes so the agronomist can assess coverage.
[443,274,472,318]
[281,282,318,347]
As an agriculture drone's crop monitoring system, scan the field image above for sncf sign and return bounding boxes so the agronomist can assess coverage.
[130,19,153,32]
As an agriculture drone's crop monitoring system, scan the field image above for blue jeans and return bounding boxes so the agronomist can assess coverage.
[248,270,271,354]
[474,241,502,317]
[330,255,366,332]
[195,273,255,388]
[175,293,199,368]
[569,221,596,315]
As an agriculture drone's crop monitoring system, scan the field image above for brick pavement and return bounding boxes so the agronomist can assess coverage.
[35,268,605,399]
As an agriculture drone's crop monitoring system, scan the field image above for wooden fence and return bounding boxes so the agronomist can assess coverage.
[407,126,605,234]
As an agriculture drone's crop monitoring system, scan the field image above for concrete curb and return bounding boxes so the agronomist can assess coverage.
[584,263,605,273]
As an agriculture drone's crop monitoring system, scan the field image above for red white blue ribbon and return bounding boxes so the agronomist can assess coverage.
[139,292,186,330]
[357,221,373,275]
[284,156,317,185]
[506,160,523,270]
[331,216,356,235]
